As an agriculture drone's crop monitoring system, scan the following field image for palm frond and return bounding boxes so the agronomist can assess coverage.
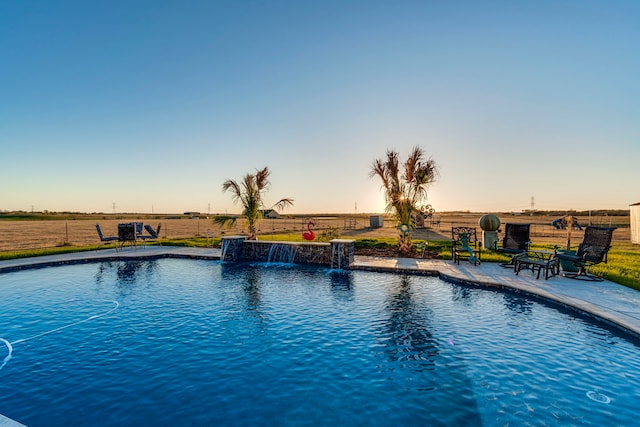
[212,215,237,228]
[222,179,242,204]
[404,146,423,183]
[255,167,271,192]
[272,198,294,211]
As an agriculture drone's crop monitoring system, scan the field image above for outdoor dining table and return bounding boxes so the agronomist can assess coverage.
[117,222,159,248]
[117,223,138,248]
[513,250,559,280]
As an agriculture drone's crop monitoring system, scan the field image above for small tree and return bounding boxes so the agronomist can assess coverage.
[370,147,438,254]
[553,214,582,251]
[215,167,294,240]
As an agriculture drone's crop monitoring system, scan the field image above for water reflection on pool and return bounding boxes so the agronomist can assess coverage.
[0,259,639,426]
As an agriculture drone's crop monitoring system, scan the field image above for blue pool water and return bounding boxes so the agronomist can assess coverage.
[1,259,640,426]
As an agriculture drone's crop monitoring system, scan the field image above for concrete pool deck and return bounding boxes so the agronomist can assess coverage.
[1,246,639,338]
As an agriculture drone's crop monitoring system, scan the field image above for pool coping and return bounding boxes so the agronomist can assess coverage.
[1,246,640,339]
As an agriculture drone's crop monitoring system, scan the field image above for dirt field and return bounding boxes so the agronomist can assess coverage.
[0,213,631,252]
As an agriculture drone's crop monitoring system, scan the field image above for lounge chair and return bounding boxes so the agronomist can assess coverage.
[139,224,161,243]
[452,227,481,265]
[96,224,118,246]
[554,226,616,281]
[494,223,531,268]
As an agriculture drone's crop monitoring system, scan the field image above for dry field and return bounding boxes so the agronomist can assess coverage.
[0,213,631,252]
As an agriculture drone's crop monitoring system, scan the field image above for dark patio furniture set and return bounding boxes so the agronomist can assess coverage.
[452,224,615,281]
[96,222,161,250]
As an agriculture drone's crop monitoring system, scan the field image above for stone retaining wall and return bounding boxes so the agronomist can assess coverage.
[221,236,354,269]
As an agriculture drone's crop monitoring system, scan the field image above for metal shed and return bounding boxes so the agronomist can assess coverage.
[631,202,640,244]
[369,215,384,228]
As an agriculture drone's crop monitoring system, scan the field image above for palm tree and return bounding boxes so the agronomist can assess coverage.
[370,146,438,254]
[215,167,294,240]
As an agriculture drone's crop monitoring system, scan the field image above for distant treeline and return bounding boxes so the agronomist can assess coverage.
[517,209,629,217]
[0,212,174,221]
[442,209,630,217]
[0,211,365,221]
[0,209,631,221]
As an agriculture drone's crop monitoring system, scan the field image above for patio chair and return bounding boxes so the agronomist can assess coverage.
[139,224,162,244]
[95,224,118,246]
[452,227,481,265]
[554,226,616,281]
[144,224,158,238]
[494,223,531,268]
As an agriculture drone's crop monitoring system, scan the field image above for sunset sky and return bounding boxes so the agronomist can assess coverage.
[1,1,638,214]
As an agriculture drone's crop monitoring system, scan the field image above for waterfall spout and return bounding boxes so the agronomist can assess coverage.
[267,244,297,263]
[220,236,246,261]
[330,239,355,270]
[221,239,230,261]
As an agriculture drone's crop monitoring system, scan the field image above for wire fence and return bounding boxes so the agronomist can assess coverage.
[0,217,366,252]
[0,214,631,252]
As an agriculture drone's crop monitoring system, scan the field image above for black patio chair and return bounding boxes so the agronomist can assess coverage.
[95,224,118,247]
[143,224,160,238]
[139,224,162,244]
[452,227,480,265]
[494,223,531,268]
[554,226,616,281]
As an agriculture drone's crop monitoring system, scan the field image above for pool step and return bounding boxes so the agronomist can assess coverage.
[0,414,26,427]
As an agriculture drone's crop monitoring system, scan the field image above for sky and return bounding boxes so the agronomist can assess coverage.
[1,0,638,215]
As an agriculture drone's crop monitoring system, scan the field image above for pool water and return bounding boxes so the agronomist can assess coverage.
[1,259,639,426]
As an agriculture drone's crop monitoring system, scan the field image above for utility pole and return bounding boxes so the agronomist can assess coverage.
[530,196,535,216]
[352,202,358,228]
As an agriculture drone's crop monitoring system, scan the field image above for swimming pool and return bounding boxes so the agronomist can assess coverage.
[1,258,639,426]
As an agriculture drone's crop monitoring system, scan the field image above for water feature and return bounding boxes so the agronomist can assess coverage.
[330,239,354,269]
[221,236,354,267]
[220,238,230,260]
[267,243,297,263]
[220,235,245,261]
[1,259,640,426]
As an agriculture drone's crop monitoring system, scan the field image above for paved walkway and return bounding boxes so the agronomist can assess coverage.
[1,246,639,338]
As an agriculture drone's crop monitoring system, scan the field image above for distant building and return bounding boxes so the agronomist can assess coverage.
[261,209,281,219]
[631,203,640,244]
